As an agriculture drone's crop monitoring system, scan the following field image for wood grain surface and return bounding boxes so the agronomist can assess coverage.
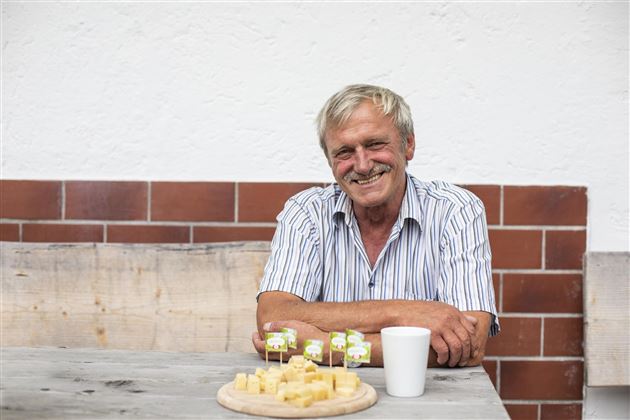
[1,348,509,419]
[217,381,378,418]
[584,252,630,386]
[1,242,269,352]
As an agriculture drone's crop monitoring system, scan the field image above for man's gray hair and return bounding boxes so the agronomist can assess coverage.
[315,84,414,154]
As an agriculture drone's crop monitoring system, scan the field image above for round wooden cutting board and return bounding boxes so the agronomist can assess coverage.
[217,381,378,418]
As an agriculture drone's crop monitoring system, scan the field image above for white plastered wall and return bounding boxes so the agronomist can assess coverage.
[2,2,628,417]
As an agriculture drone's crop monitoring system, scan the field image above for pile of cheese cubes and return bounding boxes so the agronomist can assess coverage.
[233,355,361,408]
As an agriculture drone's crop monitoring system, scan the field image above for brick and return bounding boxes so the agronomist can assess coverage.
[503,274,582,313]
[544,318,583,356]
[541,404,582,420]
[501,361,583,400]
[481,360,497,390]
[0,180,61,220]
[152,182,234,222]
[66,182,147,221]
[239,183,320,222]
[486,317,541,356]
[0,223,20,241]
[461,185,501,225]
[489,229,542,269]
[504,186,587,226]
[545,230,586,270]
[23,224,103,243]
[504,404,538,420]
[107,225,189,243]
[193,226,275,243]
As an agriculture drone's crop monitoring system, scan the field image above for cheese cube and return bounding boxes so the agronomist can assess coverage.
[285,383,299,399]
[344,372,358,390]
[320,372,334,389]
[275,389,286,402]
[295,385,312,399]
[289,395,313,408]
[336,386,354,397]
[289,355,305,367]
[255,367,267,378]
[283,366,299,382]
[234,373,247,391]
[334,371,347,388]
[247,374,260,394]
[267,366,281,375]
[304,360,317,372]
[265,376,280,394]
[307,383,327,401]
[304,372,316,384]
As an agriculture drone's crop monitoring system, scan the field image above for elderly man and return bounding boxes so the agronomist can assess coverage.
[252,84,498,367]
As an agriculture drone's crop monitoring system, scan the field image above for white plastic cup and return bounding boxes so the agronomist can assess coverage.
[381,326,431,397]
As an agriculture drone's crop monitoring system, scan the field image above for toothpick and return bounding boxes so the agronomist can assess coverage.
[265,349,268,367]
[280,352,283,366]
[329,349,332,368]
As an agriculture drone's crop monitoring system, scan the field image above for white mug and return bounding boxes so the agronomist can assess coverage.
[381,326,431,397]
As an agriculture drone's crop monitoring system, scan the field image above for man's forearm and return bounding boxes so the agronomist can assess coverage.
[257,291,404,334]
[257,291,488,367]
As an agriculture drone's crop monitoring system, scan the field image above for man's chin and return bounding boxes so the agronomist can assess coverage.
[347,192,387,210]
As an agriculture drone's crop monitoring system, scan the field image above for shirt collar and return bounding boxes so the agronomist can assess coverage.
[332,173,423,229]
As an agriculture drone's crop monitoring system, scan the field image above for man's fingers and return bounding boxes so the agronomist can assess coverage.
[442,330,464,367]
[262,320,300,332]
[431,335,449,365]
[460,315,476,335]
[452,325,472,367]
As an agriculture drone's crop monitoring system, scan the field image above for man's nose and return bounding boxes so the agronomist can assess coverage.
[353,148,372,175]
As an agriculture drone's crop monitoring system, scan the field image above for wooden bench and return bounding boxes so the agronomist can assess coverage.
[1,242,270,352]
[584,252,630,386]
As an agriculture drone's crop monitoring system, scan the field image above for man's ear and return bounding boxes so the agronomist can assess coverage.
[405,134,416,161]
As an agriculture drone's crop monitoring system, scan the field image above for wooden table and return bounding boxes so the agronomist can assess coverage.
[1,347,509,419]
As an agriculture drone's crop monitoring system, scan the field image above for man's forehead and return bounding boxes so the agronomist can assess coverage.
[328,102,393,133]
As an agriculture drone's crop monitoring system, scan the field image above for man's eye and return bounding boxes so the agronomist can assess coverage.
[368,142,385,149]
[335,150,351,159]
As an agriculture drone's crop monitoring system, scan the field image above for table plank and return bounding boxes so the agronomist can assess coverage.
[1,347,508,419]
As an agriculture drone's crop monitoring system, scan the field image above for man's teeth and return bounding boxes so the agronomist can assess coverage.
[355,173,382,185]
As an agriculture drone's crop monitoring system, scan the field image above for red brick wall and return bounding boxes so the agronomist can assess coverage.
[0,180,587,419]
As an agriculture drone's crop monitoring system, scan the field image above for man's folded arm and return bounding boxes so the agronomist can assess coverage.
[256,290,486,367]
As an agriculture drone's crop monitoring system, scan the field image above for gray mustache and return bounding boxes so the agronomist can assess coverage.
[343,164,392,182]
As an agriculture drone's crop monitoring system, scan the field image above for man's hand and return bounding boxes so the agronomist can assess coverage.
[397,301,479,367]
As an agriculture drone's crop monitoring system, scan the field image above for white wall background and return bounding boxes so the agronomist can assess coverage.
[2,2,628,254]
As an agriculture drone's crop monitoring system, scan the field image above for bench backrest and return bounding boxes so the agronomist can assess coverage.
[1,242,270,352]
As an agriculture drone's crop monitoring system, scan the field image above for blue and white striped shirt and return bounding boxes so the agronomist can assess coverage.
[258,173,499,335]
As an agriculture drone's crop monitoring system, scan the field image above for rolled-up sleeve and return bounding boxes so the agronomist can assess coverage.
[438,199,500,336]
[257,198,322,302]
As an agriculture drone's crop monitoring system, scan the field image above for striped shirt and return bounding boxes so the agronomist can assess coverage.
[258,173,499,335]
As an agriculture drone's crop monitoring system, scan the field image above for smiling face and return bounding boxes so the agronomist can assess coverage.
[324,100,415,215]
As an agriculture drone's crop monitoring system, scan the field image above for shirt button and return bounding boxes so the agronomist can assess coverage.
[368,282,374,288]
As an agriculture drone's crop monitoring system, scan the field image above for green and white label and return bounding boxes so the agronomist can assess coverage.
[345,329,365,345]
[346,341,371,364]
[280,327,297,349]
[329,332,346,353]
[303,339,324,362]
[265,332,287,352]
